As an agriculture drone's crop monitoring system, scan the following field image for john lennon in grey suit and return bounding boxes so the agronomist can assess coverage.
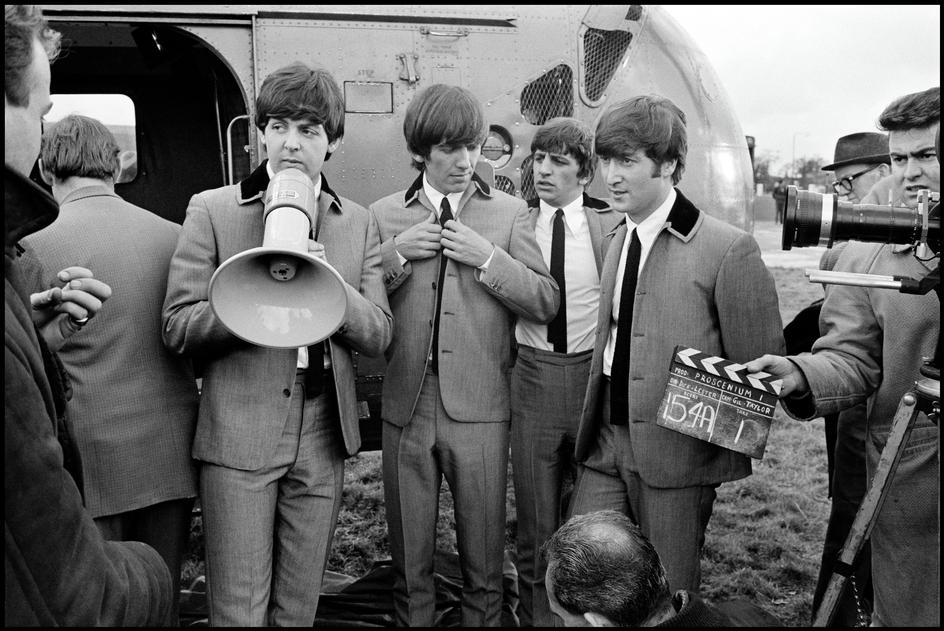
[20,114,199,626]
[370,84,559,627]
[511,117,622,627]
[568,95,784,594]
[162,63,392,626]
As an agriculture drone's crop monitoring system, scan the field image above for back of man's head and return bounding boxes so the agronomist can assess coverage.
[542,510,672,626]
[5,4,60,107]
[878,86,940,132]
[40,114,120,182]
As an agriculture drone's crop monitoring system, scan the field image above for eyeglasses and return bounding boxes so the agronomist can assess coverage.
[831,164,882,196]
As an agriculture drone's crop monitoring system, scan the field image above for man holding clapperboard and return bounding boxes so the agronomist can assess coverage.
[567,94,785,594]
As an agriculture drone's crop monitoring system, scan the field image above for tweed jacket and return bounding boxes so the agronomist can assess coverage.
[370,173,559,426]
[5,167,172,626]
[162,163,392,465]
[786,241,938,436]
[575,189,785,487]
[20,185,199,517]
[525,193,624,279]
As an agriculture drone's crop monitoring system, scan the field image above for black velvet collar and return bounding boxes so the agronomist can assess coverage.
[5,166,59,252]
[665,188,700,237]
[239,161,343,210]
[403,171,492,205]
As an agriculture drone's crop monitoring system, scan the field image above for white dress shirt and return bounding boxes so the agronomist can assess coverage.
[603,187,676,376]
[515,196,598,353]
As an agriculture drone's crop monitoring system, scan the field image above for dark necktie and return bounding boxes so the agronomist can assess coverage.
[305,342,326,398]
[547,208,567,353]
[431,197,454,372]
[609,228,641,425]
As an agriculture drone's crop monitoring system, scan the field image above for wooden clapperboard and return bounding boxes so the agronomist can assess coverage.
[656,346,783,459]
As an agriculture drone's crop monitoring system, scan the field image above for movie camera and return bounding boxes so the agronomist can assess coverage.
[782,186,939,255]
[782,186,939,293]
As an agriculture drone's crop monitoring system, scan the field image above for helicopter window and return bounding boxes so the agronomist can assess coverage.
[47,93,138,183]
[493,175,517,197]
[520,64,574,126]
[582,28,634,102]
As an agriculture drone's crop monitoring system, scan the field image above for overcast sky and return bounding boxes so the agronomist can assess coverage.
[661,4,941,174]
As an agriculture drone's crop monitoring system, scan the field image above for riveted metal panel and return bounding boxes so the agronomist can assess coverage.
[44,5,753,227]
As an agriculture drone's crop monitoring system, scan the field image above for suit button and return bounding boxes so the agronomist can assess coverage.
[283,388,291,397]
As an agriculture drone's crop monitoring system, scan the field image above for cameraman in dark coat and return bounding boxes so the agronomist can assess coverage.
[5,5,173,625]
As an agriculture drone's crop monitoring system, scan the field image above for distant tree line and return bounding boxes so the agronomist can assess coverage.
[753,151,830,194]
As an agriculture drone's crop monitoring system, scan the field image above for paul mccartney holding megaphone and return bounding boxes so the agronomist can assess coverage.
[161,62,392,626]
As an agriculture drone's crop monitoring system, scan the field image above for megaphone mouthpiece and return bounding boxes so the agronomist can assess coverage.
[265,168,317,225]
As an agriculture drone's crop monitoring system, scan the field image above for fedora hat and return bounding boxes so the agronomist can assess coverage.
[821,132,890,171]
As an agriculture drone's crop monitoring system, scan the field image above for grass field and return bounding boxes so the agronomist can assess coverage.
[183,257,835,627]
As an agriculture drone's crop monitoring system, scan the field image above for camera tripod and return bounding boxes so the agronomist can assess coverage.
[810,264,940,627]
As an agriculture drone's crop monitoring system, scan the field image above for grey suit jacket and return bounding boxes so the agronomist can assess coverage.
[370,173,559,426]
[162,163,393,466]
[20,185,199,517]
[525,193,624,278]
[575,189,785,487]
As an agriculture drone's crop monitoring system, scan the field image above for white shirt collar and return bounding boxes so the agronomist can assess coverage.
[539,194,586,234]
[422,174,463,215]
[266,161,322,199]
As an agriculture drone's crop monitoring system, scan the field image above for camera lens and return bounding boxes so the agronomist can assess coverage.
[782,187,829,250]
[782,186,939,251]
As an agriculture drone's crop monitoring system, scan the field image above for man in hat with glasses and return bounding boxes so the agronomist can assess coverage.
[822,132,890,203]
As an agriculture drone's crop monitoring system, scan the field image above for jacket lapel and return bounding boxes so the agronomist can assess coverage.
[663,188,703,242]
[583,193,611,276]
[525,197,541,230]
[238,161,270,205]
[596,219,626,332]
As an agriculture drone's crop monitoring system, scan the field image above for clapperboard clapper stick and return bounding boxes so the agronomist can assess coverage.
[656,346,783,459]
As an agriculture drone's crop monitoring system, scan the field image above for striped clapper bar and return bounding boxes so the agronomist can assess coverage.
[656,346,783,459]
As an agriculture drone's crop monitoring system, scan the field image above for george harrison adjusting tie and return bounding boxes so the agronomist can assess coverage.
[547,208,568,353]
[430,197,454,372]
[609,228,640,425]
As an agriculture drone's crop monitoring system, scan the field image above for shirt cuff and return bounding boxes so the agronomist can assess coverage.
[393,236,408,267]
[477,246,496,271]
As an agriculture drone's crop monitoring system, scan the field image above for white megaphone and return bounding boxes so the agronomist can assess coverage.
[208,167,348,348]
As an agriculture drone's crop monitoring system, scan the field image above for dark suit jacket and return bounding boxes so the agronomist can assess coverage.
[370,173,559,426]
[575,189,785,487]
[20,185,200,517]
[5,167,172,626]
[162,163,392,465]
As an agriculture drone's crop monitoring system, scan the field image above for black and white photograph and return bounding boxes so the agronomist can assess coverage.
[5,4,939,627]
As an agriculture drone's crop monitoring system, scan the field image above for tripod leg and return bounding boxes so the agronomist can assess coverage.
[812,391,921,627]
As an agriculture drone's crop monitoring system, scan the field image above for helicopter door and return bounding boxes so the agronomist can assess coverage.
[44,14,255,223]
